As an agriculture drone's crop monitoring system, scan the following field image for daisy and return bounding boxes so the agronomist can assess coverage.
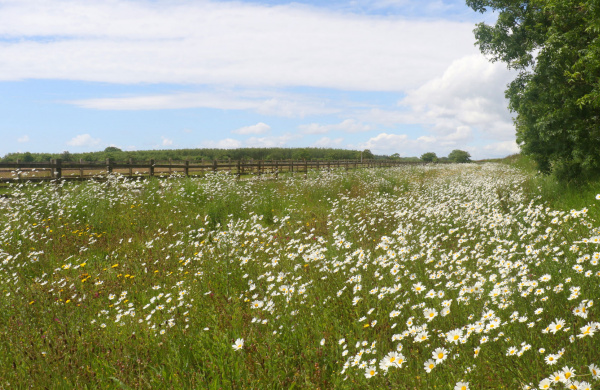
[538,378,551,389]
[559,366,575,383]
[423,307,438,322]
[544,354,559,365]
[548,319,565,334]
[589,363,599,379]
[232,338,244,351]
[454,381,469,390]
[424,359,435,373]
[364,366,377,378]
[447,329,463,344]
[432,347,448,363]
[381,351,405,370]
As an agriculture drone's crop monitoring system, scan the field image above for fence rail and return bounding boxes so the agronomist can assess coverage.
[0,158,423,183]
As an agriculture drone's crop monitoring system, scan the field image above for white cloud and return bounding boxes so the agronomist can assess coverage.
[359,132,441,156]
[161,137,173,146]
[232,122,271,135]
[399,54,517,141]
[67,91,337,118]
[481,140,520,157]
[246,133,301,148]
[0,0,478,90]
[66,133,101,147]
[17,135,30,143]
[313,137,345,147]
[300,119,373,134]
[201,138,243,149]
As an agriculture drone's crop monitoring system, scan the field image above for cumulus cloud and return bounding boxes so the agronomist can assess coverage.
[245,133,302,148]
[399,55,517,140]
[0,0,478,90]
[299,119,373,134]
[201,138,243,149]
[359,132,444,156]
[313,137,345,147]
[232,122,271,135]
[17,135,30,143]
[481,140,520,157]
[66,133,101,147]
[161,137,173,146]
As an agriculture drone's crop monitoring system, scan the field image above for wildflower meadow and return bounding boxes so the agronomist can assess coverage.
[1,163,599,389]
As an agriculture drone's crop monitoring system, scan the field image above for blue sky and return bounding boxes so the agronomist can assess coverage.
[0,0,518,159]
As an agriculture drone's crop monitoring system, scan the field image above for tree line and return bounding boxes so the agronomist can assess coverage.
[1,147,472,164]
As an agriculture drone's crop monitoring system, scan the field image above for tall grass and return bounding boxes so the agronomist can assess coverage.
[1,165,599,389]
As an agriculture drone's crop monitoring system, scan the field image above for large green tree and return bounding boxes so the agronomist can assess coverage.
[467,0,600,181]
[448,149,472,163]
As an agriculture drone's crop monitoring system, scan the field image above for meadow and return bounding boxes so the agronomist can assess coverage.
[1,162,599,389]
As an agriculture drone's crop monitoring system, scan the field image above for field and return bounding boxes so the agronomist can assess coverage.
[1,163,600,389]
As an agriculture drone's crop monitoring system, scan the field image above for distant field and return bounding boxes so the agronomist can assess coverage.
[1,164,599,389]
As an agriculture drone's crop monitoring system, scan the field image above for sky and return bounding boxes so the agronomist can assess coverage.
[0,0,520,159]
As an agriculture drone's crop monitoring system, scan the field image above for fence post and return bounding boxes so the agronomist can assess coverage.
[290,160,294,174]
[55,159,62,179]
[213,160,218,173]
[169,158,172,175]
[275,160,279,179]
[237,160,241,178]
[106,158,113,174]
[149,159,155,177]
[184,160,189,176]
[79,159,84,178]
[129,158,133,177]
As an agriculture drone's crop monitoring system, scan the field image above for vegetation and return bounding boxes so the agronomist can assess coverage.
[448,149,471,163]
[420,152,438,162]
[1,162,599,389]
[1,147,392,164]
[467,0,600,182]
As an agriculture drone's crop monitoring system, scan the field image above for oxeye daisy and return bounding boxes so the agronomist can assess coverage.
[232,338,244,351]
[432,347,448,363]
[424,359,435,373]
[454,381,469,390]
[364,366,377,378]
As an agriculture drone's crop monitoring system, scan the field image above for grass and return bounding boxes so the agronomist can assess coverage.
[1,164,599,389]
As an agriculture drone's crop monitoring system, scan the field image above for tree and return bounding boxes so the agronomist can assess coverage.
[390,153,401,160]
[61,151,73,162]
[466,0,600,181]
[21,152,34,162]
[362,149,374,160]
[420,152,438,163]
[104,146,122,153]
[448,149,472,163]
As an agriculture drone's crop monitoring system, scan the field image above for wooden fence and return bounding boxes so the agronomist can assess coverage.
[0,158,421,183]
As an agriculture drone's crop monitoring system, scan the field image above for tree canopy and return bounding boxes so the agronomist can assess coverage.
[467,0,600,181]
[448,149,472,163]
[420,152,438,163]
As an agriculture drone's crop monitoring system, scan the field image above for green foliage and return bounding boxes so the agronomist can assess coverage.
[448,149,471,163]
[467,0,600,181]
[21,152,34,163]
[362,149,374,159]
[2,147,393,164]
[420,152,438,162]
